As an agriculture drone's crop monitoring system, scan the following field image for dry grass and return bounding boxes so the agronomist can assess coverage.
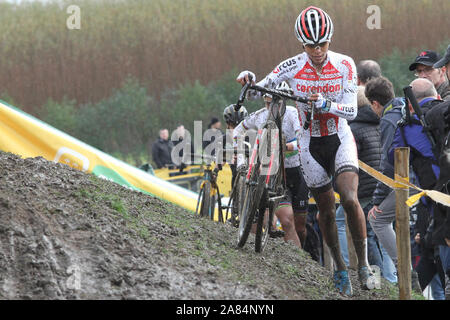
[0,0,448,112]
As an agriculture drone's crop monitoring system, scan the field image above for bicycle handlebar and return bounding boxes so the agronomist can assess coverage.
[250,85,311,103]
[235,74,311,111]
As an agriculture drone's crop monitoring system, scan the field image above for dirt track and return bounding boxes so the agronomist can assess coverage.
[0,151,402,300]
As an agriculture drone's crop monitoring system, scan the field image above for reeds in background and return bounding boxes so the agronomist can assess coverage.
[0,0,448,112]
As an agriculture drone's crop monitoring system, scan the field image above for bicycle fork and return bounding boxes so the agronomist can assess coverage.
[265,129,279,188]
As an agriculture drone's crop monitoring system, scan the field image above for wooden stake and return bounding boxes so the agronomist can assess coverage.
[394,147,411,300]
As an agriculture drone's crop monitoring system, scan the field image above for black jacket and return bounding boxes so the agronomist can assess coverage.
[437,79,450,102]
[425,100,450,245]
[152,138,174,169]
[348,104,381,199]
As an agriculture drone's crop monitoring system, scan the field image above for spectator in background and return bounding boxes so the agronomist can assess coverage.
[365,76,420,288]
[409,50,450,101]
[388,78,445,299]
[203,117,223,154]
[337,58,397,282]
[152,128,174,169]
[172,124,195,167]
[426,44,450,299]
[357,60,382,86]
[335,86,384,272]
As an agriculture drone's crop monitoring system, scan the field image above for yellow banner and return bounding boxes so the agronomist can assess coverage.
[358,160,450,207]
[0,100,199,213]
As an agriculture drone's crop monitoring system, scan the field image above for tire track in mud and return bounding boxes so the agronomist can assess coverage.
[0,151,401,300]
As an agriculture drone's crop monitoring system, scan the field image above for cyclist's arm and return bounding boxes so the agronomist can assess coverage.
[244,57,296,100]
[325,59,358,120]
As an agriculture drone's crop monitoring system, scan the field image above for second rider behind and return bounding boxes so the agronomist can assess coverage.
[236,6,371,296]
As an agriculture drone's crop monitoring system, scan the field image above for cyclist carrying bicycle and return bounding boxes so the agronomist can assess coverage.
[236,6,371,295]
[233,81,306,250]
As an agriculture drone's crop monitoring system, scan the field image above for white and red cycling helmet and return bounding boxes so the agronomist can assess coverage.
[294,6,334,45]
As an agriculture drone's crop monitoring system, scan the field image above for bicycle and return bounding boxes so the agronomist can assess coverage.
[194,152,227,223]
[234,78,312,252]
[224,142,251,228]
[194,144,245,224]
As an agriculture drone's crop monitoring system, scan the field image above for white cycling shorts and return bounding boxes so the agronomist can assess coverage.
[299,129,358,192]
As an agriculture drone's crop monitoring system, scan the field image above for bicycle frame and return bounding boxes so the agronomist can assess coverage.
[246,96,287,193]
[235,77,311,252]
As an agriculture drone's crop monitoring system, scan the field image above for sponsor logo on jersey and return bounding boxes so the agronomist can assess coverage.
[296,83,341,93]
[294,61,343,82]
[294,62,319,81]
[273,59,297,74]
[341,60,354,81]
[336,104,355,114]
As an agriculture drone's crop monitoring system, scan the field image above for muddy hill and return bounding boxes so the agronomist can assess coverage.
[0,151,401,300]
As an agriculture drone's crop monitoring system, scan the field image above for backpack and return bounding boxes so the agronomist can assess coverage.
[395,100,441,190]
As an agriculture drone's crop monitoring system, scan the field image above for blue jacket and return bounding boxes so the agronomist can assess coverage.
[372,97,406,206]
[388,98,441,191]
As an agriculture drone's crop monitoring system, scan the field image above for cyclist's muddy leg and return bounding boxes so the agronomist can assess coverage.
[313,187,347,271]
[335,171,368,268]
[294,212,307,245]
[275,206,302,249]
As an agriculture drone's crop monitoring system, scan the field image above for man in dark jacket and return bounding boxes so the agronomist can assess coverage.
[425,45,450,298]
[387,78,445,298]
[152,128,174,169]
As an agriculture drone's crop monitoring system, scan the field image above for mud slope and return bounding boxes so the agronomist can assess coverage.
[0,151,398,300]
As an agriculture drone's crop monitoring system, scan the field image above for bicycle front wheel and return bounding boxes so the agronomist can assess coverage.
[255,188,274,253]
[237,168,265,248]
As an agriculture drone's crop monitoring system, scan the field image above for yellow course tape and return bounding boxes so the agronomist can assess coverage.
[358,160,450,208]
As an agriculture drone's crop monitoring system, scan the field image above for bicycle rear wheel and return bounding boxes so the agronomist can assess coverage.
[215,187,225,224]
[209,188,217,221]
[231,173,245,227]
[200,181,212,218]
[255,184,270,253]
[196,186,205,216]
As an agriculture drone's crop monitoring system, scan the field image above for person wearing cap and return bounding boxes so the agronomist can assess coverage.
[409,50,450,101]
[434,45,450,85]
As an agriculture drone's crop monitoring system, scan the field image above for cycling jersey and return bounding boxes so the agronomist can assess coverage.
[233,105,301,169]
[247,50,359,190]
[250,50,358,138]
